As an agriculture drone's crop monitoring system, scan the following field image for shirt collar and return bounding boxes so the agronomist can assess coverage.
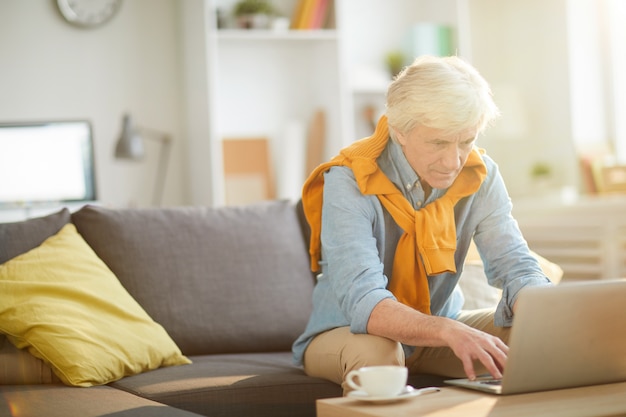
[378,139,445,203]
[379,140,418,191]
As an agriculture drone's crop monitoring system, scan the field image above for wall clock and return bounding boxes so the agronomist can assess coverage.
[57,0,123,28]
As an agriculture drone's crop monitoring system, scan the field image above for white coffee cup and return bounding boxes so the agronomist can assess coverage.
[345,365,408,397]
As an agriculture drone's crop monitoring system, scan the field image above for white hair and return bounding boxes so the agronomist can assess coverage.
[386,55,500,142]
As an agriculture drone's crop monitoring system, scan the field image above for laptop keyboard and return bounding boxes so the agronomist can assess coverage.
[478,379,502,386]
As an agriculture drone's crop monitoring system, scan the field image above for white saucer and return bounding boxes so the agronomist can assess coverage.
[347,385,440,403]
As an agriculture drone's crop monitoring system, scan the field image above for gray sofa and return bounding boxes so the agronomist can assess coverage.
[0,200,446,417]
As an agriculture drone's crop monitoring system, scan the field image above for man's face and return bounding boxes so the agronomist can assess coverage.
[396,124,478,190]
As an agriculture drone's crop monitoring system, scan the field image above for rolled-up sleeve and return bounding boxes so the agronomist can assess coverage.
[469,159,552,327]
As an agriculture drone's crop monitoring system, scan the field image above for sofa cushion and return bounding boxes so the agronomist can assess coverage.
[71,200,315,355]
[111,352,342,417]
[0,208,70,264]
[0,223,190,387]
[0,208,71,385]
[0,384,204,417]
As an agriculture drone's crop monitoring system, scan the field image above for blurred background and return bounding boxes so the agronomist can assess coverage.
[0,0,624,211]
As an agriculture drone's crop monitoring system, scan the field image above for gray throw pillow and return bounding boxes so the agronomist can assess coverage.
[0,208,71,264]
[71,201,315,355]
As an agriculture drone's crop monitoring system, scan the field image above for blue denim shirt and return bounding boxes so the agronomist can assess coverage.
[292,140,551,365]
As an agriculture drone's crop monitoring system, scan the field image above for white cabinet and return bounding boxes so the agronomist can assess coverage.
[513,195,626,281]
[181,0,466,206]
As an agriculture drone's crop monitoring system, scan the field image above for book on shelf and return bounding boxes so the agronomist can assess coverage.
[290,0,333,30]
[290,0,305,29]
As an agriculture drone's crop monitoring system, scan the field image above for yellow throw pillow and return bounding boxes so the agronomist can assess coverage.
[0,223,191,387]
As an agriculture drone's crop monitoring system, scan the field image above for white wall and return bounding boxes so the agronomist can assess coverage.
[0,0,593,212]
[0,0,188,209]
[467,0,580,198]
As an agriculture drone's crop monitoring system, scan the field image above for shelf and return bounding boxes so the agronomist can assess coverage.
[217,29,338,41]
[183,0,466,206]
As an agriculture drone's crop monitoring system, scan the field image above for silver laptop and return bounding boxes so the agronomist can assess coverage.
[445,279,626,395]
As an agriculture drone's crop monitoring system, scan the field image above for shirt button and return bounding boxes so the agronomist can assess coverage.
[405,183,413,190]
[417,201,423,207]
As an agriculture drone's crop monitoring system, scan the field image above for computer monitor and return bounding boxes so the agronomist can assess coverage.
[0,120,97,207]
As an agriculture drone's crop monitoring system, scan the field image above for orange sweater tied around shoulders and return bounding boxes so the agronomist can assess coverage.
[301,116,487,314]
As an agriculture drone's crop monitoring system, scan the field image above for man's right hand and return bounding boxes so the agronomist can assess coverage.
[367,298,508,380]
[441,319,508,380]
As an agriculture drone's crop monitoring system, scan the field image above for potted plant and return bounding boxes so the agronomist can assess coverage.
[233,0,275,29]
[385,50,406,79]
[530,161,553,192]
[530,161,552,180]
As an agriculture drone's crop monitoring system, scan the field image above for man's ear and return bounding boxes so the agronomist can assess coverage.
[391,127,406,145]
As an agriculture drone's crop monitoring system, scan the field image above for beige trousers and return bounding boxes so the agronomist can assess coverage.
[303,308,510,395]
